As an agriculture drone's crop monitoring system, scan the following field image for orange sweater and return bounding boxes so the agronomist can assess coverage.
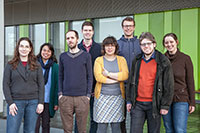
[136,59,157,102]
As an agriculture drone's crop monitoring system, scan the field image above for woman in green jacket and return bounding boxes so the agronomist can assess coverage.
[35,43,59,133]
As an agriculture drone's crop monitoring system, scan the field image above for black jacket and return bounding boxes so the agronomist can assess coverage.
[78,40,102,92]
[126,50,174,117]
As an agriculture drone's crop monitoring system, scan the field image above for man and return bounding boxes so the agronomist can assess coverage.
[126,32,174,133]
[77,21,101,133]
[117,17,141,133]
[58,30,93,133]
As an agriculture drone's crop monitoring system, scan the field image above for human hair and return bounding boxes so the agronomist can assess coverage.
[121,17,135,27]
[162,33,178,46]
[66,30,79,39]
[139,32,156,44]
[37,43,58,63]
[101,36,119,55]
[81,21,94,30]
[8,37,39,70]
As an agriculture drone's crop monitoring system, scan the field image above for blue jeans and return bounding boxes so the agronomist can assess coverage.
[162,102,189,133]
[130,101,161,133]
[7,99,38,133]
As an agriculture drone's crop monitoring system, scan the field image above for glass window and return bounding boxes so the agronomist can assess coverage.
[71,20,85,43]
[50,22,65,61]
[93,17,129,43]
[33,24,46,54]
[5,26,16,65]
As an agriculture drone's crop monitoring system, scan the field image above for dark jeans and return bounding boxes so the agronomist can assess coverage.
[162,102,189,133]
[74,96,97,133]
[35,103,50,133]
[6,99,38,133]
[130,101,161,133]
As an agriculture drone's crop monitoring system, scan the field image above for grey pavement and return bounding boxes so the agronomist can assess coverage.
[0,118,64,133]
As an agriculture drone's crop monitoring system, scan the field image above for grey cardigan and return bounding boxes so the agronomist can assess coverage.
[3,61,44,106]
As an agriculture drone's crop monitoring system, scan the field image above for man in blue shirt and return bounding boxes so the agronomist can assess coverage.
[117,17,141,133]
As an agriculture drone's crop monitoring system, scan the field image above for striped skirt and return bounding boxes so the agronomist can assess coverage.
[93,94,124,123]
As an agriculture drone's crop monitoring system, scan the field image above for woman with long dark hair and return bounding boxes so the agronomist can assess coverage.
[162,33,195,133]
[3,37,44,133]
[35,43,59,133]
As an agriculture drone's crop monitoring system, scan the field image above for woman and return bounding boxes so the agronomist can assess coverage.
[162,33,195,133]
[93,36,128,133]
[35,43,59,133]
[3,37,44,133]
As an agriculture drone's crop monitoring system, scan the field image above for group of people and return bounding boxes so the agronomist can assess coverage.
[3,17,195,133]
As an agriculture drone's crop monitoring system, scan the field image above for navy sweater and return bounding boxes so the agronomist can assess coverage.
[58,50,93,97]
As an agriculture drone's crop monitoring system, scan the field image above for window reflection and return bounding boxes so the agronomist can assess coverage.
[5,26,16,65]
[71,20,84,43]
[93,17,127,43]
[50,22,65,61]
[34,24,46,54]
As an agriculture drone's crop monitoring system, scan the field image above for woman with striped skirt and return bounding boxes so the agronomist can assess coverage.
[93,36,129,133]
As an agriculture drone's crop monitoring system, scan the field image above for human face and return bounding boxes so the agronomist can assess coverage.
[66,31,78,50]
[82,26,94,40]
[122,21,135,38]
[18,40,31,58]
[140,39,156,56]
[164,36,178,55]
[105,44,116,56]
[41,45,52,61]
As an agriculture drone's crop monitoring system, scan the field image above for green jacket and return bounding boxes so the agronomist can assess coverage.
[49,63,59,118]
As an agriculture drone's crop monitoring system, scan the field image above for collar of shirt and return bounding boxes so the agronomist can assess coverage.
[83,40,93,52]
[142,51,156,63]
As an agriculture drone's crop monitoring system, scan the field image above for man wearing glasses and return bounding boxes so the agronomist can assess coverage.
[126,32,174,133]
[117,17,141,133]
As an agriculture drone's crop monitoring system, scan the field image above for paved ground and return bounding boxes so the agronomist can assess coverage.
[1,105,200,133]
[0,118,63,133]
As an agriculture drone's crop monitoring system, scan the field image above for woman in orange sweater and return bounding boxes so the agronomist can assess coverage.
[93,36,128,133]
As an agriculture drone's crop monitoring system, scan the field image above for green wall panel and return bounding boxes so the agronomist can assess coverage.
[19,25,29,38]
[149,12,164,52]
[180,8,198,91]
[172,10,181,49]
[46,23,49,43]
[135,14,149,37]
[65,21,69,51]
[164,11,172,34]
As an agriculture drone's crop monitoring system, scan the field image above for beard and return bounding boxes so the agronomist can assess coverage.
[69,44,76,50]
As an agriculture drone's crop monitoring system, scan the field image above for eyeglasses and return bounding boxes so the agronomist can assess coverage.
[123,25,134,28]
[140,42,153,47]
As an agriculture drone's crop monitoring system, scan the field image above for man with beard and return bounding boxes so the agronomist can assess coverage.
[58,30,93,133]
[126,32,174,133]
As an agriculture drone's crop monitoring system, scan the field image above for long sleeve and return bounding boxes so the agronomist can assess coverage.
[117,57,129,81]
[3,64,13,106]
[160,62,174,110]
[37,65,45,104]
[185,56,195,106]
[54,63,59,106]
[58,54,64,96]
[94,57,107,83]
[86,54,93,97]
